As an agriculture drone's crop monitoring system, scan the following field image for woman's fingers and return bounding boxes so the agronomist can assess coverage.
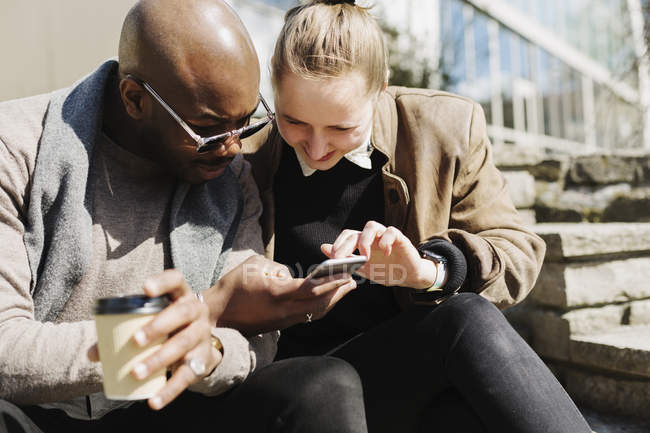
[357,221,387,258]
[321,243,334,257]
[330,230,362,258]
[376,226,401,256]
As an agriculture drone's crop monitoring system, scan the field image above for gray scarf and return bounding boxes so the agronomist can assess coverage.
[23,60,242,322]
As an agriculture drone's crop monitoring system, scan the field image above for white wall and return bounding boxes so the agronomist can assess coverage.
[0,0,137,102]
[227,0,286,103]
[0,0,287,104]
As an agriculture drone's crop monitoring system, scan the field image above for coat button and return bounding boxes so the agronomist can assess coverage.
[388,189,400,204]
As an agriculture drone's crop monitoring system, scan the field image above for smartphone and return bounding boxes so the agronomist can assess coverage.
[306,256,368,280]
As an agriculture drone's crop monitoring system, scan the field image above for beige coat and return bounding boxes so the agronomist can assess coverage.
[242,87,546,310]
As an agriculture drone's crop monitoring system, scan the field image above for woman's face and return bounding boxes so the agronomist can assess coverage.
[274,71,377,171]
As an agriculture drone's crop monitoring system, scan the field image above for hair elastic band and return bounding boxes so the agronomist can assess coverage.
[321,0,356,5]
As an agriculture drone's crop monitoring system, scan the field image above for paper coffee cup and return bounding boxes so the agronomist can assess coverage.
[94,295,170,400]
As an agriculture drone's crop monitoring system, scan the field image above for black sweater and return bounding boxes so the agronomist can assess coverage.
[273,144,400,357]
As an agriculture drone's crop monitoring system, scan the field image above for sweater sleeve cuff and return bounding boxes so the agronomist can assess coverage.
[188,328,279,396]
[417,239,467,292]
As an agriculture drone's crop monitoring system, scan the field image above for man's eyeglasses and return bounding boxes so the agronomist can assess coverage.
[126,75,274,153]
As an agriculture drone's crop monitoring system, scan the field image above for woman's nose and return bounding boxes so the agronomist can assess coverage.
[304,133,329,160]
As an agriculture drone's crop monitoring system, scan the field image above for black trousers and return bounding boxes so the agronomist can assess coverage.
[285,293,593,433]
[0,357,367,433]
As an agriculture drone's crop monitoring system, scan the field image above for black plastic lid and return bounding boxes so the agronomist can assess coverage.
[94,295,171,315]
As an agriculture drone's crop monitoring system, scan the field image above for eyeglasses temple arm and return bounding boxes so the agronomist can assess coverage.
[137,79,204,144]
[258,94,275,120]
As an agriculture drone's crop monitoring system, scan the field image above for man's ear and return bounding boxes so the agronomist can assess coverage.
[120,78,147,120]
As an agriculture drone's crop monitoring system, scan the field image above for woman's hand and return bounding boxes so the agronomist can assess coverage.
[321,221,437,289]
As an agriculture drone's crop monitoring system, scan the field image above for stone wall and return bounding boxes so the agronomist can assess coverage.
[494,144,650,223]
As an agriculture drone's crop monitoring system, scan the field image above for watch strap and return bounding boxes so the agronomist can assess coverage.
[410,239,468,305]
[418,250,447,292]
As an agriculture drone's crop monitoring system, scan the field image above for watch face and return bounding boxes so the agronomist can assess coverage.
[421,250,448,265]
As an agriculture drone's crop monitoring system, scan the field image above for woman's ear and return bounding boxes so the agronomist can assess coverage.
[381,80,388,92]
[120,78,147,120]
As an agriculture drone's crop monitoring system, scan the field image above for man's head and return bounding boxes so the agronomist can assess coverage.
[116,0,260,183]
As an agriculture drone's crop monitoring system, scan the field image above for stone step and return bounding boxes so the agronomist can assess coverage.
[570,325,650,378]
[534,223,650,261]
[581,406,650,433]
[534,186,650,223]
[558,364,650,419]
[530,257,650,308]
[507,308,650,366]
[566,153,650,186]
[545,325,650,418]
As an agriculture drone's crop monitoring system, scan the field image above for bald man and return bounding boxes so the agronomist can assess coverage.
[0,1,366,432]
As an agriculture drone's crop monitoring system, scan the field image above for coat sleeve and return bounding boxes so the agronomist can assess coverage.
[426,103,546,309]
[0,132,106,404]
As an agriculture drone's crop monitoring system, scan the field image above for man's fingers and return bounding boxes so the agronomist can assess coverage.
[305,280,357,320]
[132,319,208,381]
[87,344,99,362]
[133,297,203,347]
[148,364,196,410]
[298,275,355,298]
[148,343,220,410]
[328,280,357,308]
[143,269,192,299]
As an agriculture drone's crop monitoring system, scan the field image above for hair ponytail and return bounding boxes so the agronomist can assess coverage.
[271,0,388,96]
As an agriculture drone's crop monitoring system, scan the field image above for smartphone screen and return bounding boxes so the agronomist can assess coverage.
[306,256,367,280]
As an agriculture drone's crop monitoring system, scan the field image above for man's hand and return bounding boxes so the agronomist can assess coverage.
[206,255,357,336]
[88,269,222,410]
[322,221,437,290]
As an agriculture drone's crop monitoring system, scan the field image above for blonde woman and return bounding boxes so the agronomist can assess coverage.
[241,1,592,432]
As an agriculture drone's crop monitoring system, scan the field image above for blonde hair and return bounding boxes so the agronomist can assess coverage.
[271,0,388,96]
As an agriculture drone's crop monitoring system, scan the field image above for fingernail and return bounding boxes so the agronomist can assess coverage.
[150,396,163,410]
[134,330,148,346]
[144,279,158,294]
[133,363,148,379]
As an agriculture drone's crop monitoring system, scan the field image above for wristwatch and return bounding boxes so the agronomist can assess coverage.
[410,250,453,304]
[419,250,448,291]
